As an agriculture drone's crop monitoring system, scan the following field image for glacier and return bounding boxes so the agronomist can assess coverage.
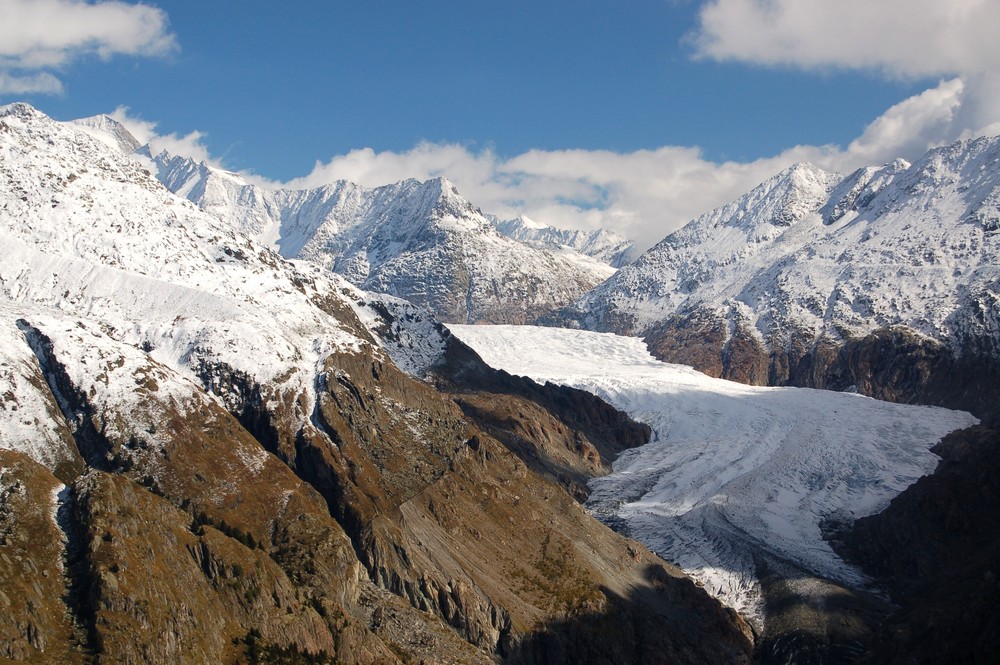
[449,324,977,626]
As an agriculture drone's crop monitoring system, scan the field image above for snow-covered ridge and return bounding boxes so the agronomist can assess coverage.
[81,126,620,324]
[565,145,1000,353]
[449,323,978,625]
[0,103,379,472]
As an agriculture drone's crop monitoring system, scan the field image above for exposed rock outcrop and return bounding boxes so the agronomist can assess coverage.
[0,450,84,664]
[833,426,1000,664]
[645,321,1000,421]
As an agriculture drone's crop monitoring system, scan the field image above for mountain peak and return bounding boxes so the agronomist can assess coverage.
[562,134,1000,395]
[0,101,44,120]
[489,215,636,267]
[140,147,615,323]
[70,113,142,155]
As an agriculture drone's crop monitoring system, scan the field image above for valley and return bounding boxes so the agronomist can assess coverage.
[0,101,996,664]
[448,325,975,627]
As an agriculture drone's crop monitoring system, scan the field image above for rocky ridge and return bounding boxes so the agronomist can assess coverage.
[490,215,636,268]
[833,425,1000,664]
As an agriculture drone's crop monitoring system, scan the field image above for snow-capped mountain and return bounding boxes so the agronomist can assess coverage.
[490,215,636,267]
[2,104,368,432]
[558,147,1000,416]
[124,137,617,324]
[0,103,753,664]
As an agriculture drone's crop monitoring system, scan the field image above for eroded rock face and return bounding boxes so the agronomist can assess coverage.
[0,450,84,664]
[73,470,339,664]
[2,313,751,664]
[263,344,749,663]
[834,426,1000,664]
[644,320,1000,421]
[435,333,652,500]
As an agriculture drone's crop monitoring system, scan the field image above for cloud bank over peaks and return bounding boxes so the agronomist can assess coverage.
[0,0,175,96]
[109,78,998,253]
[100,0,1000,253]
[279,76,993,251]
[110,106,214,166]
[109,106,279,189]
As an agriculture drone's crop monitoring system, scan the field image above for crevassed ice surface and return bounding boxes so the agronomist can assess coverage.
[449,324,977,623]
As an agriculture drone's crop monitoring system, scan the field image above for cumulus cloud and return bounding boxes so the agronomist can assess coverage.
[690,0,1000,78]
[687,1,1000,145]
[0,0,175,96]
[0,70,63,95]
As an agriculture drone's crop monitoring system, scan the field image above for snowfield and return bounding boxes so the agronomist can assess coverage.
[448,324,978,624]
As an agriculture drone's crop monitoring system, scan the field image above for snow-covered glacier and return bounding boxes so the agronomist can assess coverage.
[449,324,977,624]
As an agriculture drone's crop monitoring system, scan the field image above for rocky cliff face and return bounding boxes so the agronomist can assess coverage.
[833,426,1000,664]
[645,317,1000,420]
[558,148,1000,418]
[0,103,753,664]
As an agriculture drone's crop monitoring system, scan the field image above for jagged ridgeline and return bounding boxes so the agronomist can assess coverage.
[554,151,1000,421]
[0,104,751,663]
[122,121,631,326]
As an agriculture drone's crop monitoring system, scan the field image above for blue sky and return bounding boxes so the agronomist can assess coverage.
[2,0,999,248]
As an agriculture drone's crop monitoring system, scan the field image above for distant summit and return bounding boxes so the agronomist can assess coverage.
[71,113,142,155]
[490,214,636,268]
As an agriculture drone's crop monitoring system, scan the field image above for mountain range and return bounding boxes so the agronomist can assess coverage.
[0,103,753,664]
[488,215,635,268]
[107,133,618,325]
[0,101,997,664]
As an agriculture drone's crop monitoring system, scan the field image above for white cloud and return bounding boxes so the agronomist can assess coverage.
[690,0,1000,78]
[686,0,1000,154]
[0,70,63,95]
[840,79,966,166]
[0,0,175,97]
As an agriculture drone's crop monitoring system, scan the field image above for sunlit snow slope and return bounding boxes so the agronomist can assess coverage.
[449,324,977,623]
[144,147,615,324]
